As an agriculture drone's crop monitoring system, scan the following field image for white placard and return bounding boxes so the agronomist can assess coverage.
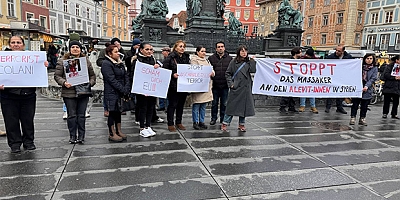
[177,64,213,92]
[252,58,363,98]
[391,63,400,76]
[63,57,89,86]
[131,61,172,98]
[0,51,48,87]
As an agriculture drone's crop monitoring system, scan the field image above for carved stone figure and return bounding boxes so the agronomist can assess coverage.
[228,12,244,35]
[216,0,226,18]
[277,0,303,28]
[131,0,169,30]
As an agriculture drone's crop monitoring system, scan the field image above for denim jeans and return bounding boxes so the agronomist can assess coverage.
[192,103,206,123]
[299,98,316,107]
[211,88,229,122]
[63,103,67,112]
[222,114,245,125]
[159,98,168,109]
[64,97,89,140]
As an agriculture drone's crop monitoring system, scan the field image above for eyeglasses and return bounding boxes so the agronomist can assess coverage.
[144,48,153,51]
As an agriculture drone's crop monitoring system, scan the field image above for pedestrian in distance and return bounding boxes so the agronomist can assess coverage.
[163,40,191,132]
[381,55,400,119]
[208,41,233,125]
[54,40,96,144]
[190,45,215,130]
[349,54,378,126]
[1,36,49,153]
[299,48,319,114]
[221,45,256,132]
[101,44,131,142]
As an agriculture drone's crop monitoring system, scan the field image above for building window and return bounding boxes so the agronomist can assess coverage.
[226,0,230,5]
[357,11,363,24]
[308,17,313,28]
[49,0,54,8]
[297,2,302,12]
[112,1,115,10]
[40,16,46,28]
[76,4,80,16]
[39,0,45,6]
[270,23,274,31]
[335,33,341,44]
[26,13,34,21]
[103,0,106,6]
[385,11,393,23]
[322,15,329,26]
[235,10,240,18]
[118,4,120,12]
[354,33,360,44]
[64,0,68,12]
[103,29,107,36]
[380,34,390,50]
[96,11,99,22]
[271,5,276,13]
[371,13,378,24]
[310,0,315,8]
[118,17,121,26]
[321,34,327,44]
[236,0,241,6]
[252,26,258,34]
[306,35,311,45]
[245,0,250,6]
[243,25,248,34]
[366,35,376,49]
[261,7,266,15]
[324,0,330,6]
[337,12,343,24]
[50,19,56,33]
[65,22,70,34]
[112,15,115,25]
[395,33,400,50]
[87,8,90,19]
[7,0,16,17]
[339,0,345,2]
[103,12,107,23]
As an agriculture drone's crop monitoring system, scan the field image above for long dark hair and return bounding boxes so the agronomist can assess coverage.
[362,53,376,66]
[235,45,248,62]
[195,45,205,56]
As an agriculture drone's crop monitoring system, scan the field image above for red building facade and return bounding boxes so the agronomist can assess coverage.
[224,0,260,37]
[22,0,50,30]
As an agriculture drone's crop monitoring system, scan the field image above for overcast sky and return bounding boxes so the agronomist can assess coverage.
[166,0,186,18]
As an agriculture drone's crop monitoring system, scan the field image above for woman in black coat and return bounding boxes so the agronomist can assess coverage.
[162,40,190,132]
[382,55,400,119]
[101,44,131,142]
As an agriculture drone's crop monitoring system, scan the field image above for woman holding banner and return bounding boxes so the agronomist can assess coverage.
[190,45,215,130]
[101,44,131,142]
[54,40,96,144]
[163,40,190,132]
[0,36,48,153]
[131,42,160,137]
[350,54,378,125]
[221,45,256,132]
[381,55,400,119]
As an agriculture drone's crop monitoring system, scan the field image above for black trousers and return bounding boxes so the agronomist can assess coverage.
[108,111,121,134]
[326,98,344,109]
[64,97,89,140]
[280,97,297,108]
[350,98,370,118]
[136,94,156,128]
[383,93,400,116]
[1,97,36,149]
[167,90,187,126]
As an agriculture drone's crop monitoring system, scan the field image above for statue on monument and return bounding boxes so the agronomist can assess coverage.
[277,0,303,28]
[131,0,169,30]
[191,0,202,17]
[216,0,226,18]
[228,12,244,35]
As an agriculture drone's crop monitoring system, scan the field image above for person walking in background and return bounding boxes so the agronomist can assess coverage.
[190,45,215,130]
[54,40,96,144]
[349,54,378,125]
[163,40,190,132]
[299,48,318,114]
[381,55,400,119]
[221,45,256,132]
[279,47,301,114]
[208,41,232,125]
[101,44,131,142]
[325,45,353,114]
[1,36,48,153]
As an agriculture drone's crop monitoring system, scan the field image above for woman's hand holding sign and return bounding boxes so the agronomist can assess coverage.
[173,73,179,79]
[64,81,72,88]
[154,64,160,69]
[0,84,4,90]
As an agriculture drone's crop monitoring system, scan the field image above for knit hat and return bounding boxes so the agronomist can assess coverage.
[110,37,121,44]
[305,48,315,57]
[132,38,141,46]
[69,40,82,51]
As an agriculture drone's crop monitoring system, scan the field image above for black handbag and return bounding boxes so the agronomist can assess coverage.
[75,83,92,97]
[119,97,135,112]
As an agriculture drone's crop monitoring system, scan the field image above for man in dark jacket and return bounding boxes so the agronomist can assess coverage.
[325,45,353,114]
[208,41,233,125]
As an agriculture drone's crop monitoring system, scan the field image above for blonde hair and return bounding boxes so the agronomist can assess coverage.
[172,40,186,52]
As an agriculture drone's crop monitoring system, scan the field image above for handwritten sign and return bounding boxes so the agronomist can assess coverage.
[131,61,171,98]
[252,58,363,98]
[63,57,89,86]
[391,63,400,76]
[177,64,212,92]
[0,51,48,87]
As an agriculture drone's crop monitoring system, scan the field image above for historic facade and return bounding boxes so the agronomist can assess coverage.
[362,0,400,53]
[0,0,22,27]
[127,0,140,31]
[256,0,294,37]
[22,0,50,30]
[101,0,130,41]
[225,0,260,37]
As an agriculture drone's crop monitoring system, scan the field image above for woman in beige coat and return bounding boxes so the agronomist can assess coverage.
[190,45,215,130]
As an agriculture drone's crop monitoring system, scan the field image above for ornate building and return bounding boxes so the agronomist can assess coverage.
[224,0,260,37]
[101,0,130,41]
[256,0,291,37]
[0,0,22,27]
[128,0,140,31]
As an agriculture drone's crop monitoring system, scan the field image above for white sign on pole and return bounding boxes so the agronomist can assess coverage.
[177,64,213,92]
[0,51,48,87]
[252,58,363,98]
[63,57,90,86]
[131,61,172,98]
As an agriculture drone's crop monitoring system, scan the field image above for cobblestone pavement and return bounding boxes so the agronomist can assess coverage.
[0,94,399,200]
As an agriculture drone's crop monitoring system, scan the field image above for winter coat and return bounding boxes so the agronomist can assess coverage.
[326,51,353,59]
[208,51,232,89]
[190,55,214,104]
[101,55,131,111]
[361,65,378,99]
[382,63,400,95]
[54,53,96,98]
[225,58,256,117]
[162,51,191,91]
[96,47,126,67]
[125,47,139,79]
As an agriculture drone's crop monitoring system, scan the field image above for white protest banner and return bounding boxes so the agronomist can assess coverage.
[131,61,171,98]
[177,64,213,92]
[0,51,48,87]
[391,63,400,76]
[63,57,89,86]
[252,58,363,98]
